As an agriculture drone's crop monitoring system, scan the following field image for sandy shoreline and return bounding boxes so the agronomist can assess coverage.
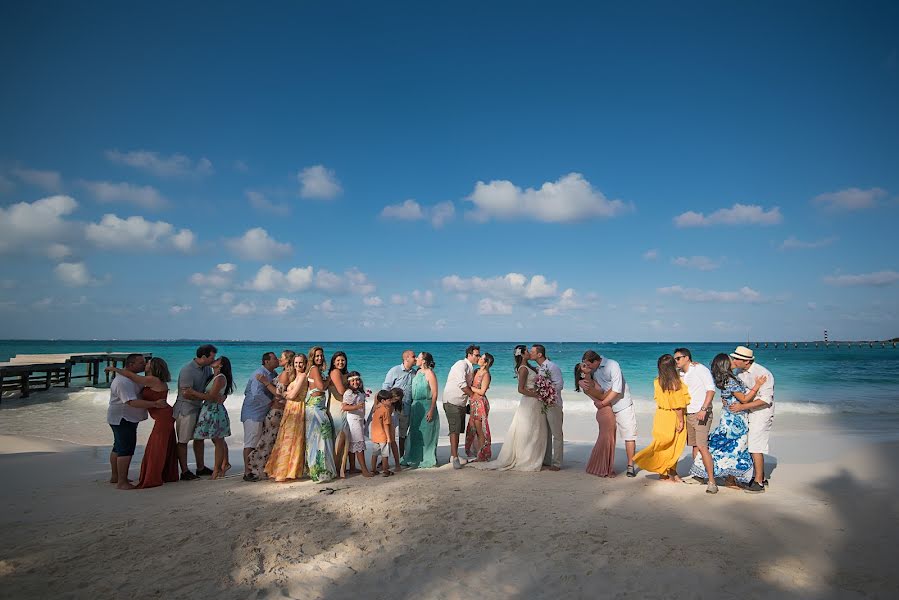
[1,403,898,599]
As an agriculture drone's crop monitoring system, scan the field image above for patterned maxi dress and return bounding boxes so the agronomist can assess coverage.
[689,377,754,483]
[248,381,286,478]
[265,376,308,481]
[464,370,492,461]
[305,388,337,483]
[193,373,231,439]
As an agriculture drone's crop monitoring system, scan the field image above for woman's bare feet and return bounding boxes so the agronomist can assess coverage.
[221,463,232,476]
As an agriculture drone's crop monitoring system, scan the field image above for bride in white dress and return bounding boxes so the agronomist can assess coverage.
[478,345,548,471]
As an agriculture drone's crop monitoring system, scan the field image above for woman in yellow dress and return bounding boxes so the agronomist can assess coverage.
[634,354,689,482]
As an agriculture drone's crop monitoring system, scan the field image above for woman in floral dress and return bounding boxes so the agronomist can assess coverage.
[248,351,301,480]
[193,357,235,479]
[264,353,310,482]
[304,346,337,483]
[465,352,494,462]
[689,353,767,491]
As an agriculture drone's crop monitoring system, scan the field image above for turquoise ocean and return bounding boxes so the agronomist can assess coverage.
[2,340,898,415]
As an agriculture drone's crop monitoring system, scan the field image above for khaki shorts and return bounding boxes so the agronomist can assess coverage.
[443,403,466,435]
[397,411,410,439]
[175,413,199,444]
[686,411,712,448]
[243,420,264,449]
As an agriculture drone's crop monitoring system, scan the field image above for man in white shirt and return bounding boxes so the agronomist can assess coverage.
[442,344,479,469]
[531,344,564,470]
[674,347,717,491]
[729,346,774,494]
[580,350,638,477]
[106,353,167,490]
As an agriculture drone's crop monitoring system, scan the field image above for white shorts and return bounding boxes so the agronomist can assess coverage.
[375,442,390,458]
[175,413,199,444]
[614,404,638,441]
[243,420,264,449]
[747,406,774,454]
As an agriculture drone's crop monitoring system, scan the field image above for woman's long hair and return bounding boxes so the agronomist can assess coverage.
[513,344,535,377]
[710,353,739,391]
[218,356,235,396]
[419,352,435,369]
[481,352,494,371]
[306,346,326,374]
[146,357,171,383]
[657,354,682,392]
[574,363,584,392]
[282,350,297,382]
[328,351,348,376]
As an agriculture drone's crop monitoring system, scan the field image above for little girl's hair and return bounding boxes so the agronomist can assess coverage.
[347,370,363,389]
[388,387,404,403]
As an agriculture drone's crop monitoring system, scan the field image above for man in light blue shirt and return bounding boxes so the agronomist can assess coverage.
[241,351,279,481]
[382,349,416,456]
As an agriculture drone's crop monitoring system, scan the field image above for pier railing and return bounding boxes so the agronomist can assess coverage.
[745,341,897,349]
[0,352,152,401]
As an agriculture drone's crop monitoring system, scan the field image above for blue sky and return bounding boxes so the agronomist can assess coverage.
[1,1,898,341]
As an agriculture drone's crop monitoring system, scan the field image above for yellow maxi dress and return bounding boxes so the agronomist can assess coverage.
[633,379,690,474]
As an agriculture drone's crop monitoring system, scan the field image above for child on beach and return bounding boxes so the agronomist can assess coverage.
[341,371,373,478]
[387,388,404,472]
[369,390,396,477]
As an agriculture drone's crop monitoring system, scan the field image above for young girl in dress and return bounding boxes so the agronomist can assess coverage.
[341,371,373,478]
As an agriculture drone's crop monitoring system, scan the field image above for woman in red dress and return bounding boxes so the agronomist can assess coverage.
[107,357,178,488]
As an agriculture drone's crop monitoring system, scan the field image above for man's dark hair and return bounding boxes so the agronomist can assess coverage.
[124,353,144,369]
[261,351,277,364]
[532,344,547,359]
[196,344,218,359]
[465,344,480,357]
[582,349,601,363]
[674,347,692,361]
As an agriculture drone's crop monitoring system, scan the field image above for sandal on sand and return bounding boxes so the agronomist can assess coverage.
[382,470,394,477]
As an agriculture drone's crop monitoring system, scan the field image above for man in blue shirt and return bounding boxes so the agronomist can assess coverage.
[242,351,279,481]
[382,350,416,456]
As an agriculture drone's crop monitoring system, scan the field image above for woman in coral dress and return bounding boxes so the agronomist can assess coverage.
[264,354,310,482]
[579,362,617,478]
[465,353,494,462]
[107,357,178,488]
[633,354,689,482]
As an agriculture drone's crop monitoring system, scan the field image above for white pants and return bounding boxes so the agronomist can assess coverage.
[747,406,774,454]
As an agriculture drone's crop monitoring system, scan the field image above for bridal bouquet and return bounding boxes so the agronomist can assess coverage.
[534,367,557,414]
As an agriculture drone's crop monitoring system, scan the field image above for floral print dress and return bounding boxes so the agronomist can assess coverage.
[305,388,336,483]
[193,374,230,439]
[464,370,492,461]
[689,377,754,483]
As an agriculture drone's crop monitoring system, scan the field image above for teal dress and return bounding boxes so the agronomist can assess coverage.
[304,389,336,483]
[193,374,230,439]
[401,371,440,468]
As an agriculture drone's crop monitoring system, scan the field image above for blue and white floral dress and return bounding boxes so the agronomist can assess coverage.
[689,377,754,483]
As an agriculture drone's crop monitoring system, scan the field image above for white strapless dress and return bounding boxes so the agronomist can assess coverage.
[477,368,548,472]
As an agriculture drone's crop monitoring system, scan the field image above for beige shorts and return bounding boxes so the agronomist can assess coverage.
[686,412,712,448]
[243,420,264,449]
[614,403,638,441]
[175,413,199,444]
[747,406,774,454]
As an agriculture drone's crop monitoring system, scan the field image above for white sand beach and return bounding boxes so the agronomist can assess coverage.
[1,392,897,599]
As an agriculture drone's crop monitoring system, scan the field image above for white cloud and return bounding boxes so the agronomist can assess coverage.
[780,236,838,251]
[190,263,237,288]
[85,214,195,252]
[245,264,314,292]
[478,298,513,315]
[674,203,782,227]
[0,195,78,254]
[54,262,93,287]
[823,270,899,287]
[465,173,630,223]
[657,285,766,303]
[11,166,62,192]
[807,302,817,311]
[246,190,289,215]
[313,268,375,295]
[391,294,408,305]
[46,243,72,260]
[434,319,447,330]
[643,249,659,260]
[381,199,424,220]
[671,256,723,271]
[363,296,383,307]
[314,298,337,313]
[412,289,435,306]
[231,302,256,316]
[430,201,455,228]
[812,187,885,212]
[105,149,213,178]
[170,304,192,315]
[441,273,558,300]
[298,165,342,199]
[81,180,168,210]
[542,288,581,316]
[226,227,292,261]
[273,298,296,314]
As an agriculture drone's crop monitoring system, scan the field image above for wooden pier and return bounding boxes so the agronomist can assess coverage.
[745,340,897,349]
[0,352,152,401]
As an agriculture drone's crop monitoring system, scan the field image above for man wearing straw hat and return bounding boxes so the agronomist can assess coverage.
[728,346,774,494]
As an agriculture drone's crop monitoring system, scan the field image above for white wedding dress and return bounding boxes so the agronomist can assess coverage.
[477,367,548,472]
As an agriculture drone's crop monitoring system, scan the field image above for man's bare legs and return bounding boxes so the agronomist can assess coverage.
[625,440,636,469]
[193,439,206,472]
[243,447,254,476]
[115,455,135,490]
[751,452,765,485]
[696,445,715,482]
[176,443,190,474]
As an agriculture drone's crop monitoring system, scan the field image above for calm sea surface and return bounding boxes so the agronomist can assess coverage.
[2,340,898,415]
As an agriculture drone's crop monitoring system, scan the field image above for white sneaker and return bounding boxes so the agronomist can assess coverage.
[452,457,462,469]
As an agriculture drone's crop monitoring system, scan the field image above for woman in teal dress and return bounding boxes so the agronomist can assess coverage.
[304,346,336,483]
[401,352,440,468]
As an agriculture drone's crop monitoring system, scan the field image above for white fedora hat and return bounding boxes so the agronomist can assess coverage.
[729,345,755,361]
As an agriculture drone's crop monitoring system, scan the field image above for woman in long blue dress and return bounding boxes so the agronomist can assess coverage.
[304,346,336,483]
[689,353,767,491]
[400,352,440,468]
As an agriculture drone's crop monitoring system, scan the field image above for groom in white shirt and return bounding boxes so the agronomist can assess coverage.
[531,344,564,470]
